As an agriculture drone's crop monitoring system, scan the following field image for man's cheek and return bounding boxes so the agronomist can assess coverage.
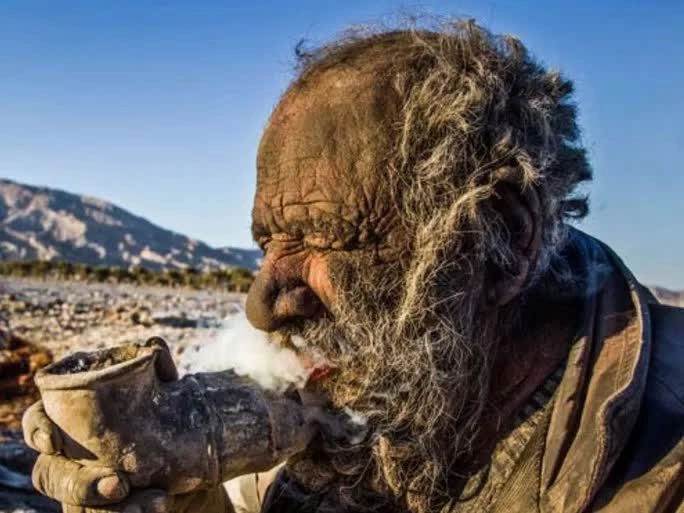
[306,253,340,311]
[330,252,404,314]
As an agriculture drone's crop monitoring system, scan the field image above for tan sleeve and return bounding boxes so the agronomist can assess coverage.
[224,465,283,513]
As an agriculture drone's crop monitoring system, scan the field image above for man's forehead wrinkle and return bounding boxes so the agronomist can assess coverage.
[257,153,323,190]
[278,199,358,230]
[281,202,357,236]
[273,186,288,236]
[254,63,403,244]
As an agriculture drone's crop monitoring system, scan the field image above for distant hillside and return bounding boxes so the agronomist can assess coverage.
[0,179,261,271]
[651,286,684,307]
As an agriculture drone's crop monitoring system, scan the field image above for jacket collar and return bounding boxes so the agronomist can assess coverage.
[540,229,652,513]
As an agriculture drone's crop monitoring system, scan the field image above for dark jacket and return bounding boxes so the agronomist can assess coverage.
[257,230,684,512]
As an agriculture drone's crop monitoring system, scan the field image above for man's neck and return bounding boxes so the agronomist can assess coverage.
[474,289,582,463]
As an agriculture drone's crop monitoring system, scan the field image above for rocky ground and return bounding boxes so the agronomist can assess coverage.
[0,277,244,513]
[1,277,244,359]
[0,277,681,513]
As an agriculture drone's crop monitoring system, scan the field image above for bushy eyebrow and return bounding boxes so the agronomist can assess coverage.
[251,213,357,246]
[251,194,366,249]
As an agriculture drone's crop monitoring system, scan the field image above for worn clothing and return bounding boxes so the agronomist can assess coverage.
[232,230,684,512]
[470,230,684,513]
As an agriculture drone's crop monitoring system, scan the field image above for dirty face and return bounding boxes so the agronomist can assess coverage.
[242,22,577,511]
[247,66,406,334]
[245,64,498,511]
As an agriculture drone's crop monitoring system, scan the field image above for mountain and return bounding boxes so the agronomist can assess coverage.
[651,286,684,307]
[0,179,262,271]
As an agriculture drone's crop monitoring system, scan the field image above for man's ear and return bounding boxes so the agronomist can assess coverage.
[484,168,542,308]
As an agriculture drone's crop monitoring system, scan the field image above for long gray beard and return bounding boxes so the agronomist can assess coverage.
[281,275,497,513]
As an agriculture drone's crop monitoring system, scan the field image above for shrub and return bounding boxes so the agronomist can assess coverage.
[0,260,254,291]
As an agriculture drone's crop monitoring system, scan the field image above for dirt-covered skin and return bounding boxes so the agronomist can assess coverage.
[247,66,407,331]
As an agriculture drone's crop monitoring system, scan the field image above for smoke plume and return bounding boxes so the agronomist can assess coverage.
[185,310,308,392]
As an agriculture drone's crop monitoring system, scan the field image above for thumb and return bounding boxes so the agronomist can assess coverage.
[22,400,63,454]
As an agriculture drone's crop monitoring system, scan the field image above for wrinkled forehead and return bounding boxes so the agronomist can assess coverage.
[255,67,399,215]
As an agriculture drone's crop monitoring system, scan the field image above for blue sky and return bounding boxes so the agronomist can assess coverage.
[1,1,682,287]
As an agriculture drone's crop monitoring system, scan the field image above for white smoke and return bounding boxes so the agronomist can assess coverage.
[186,310,371,453]
[185,310,308,392]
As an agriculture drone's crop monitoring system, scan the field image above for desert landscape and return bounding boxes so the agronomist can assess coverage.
[1,178,681,512]
[2,275,682,512]
[0,277,247,512]
[0,179,266,512]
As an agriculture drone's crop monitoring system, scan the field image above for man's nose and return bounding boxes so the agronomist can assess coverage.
[245,267,323,331]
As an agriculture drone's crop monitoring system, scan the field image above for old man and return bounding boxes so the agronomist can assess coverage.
[22,20,684,513]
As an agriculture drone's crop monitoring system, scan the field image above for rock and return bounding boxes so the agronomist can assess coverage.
[152,315,198,329]
[131,307,153,327]
[0,316,13,350]
[0,319,52,430]
[0,430,60,512]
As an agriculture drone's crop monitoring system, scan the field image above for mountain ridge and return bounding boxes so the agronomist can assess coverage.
[0,178,261,271]
[2,178,683,304]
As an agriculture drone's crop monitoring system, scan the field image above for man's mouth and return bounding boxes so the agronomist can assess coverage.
[272,332,336,384]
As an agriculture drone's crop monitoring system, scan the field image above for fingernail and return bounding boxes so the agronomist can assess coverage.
[123,505,143,513]
[33,430,53,453]
[97,475,127,500]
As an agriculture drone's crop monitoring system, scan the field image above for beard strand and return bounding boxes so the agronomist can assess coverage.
[281,258,498,513]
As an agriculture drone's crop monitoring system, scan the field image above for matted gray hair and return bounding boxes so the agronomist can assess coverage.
[294,18,592,298]
[287,19,592,513]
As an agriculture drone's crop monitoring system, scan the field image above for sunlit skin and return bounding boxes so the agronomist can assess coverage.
[245,63,573,437]
[245,67,547,336]
[243,66,577,510]
[246,66,406,332]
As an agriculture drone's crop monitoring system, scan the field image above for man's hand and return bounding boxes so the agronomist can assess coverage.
[22,400,232,513]
[23,340,314,513]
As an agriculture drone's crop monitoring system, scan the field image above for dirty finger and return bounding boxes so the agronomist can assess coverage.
[22,400,63,454]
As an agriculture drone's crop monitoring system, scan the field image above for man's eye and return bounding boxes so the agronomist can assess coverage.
[260,233,305,252]
[303,233,359,251]
[303,233,336,250]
